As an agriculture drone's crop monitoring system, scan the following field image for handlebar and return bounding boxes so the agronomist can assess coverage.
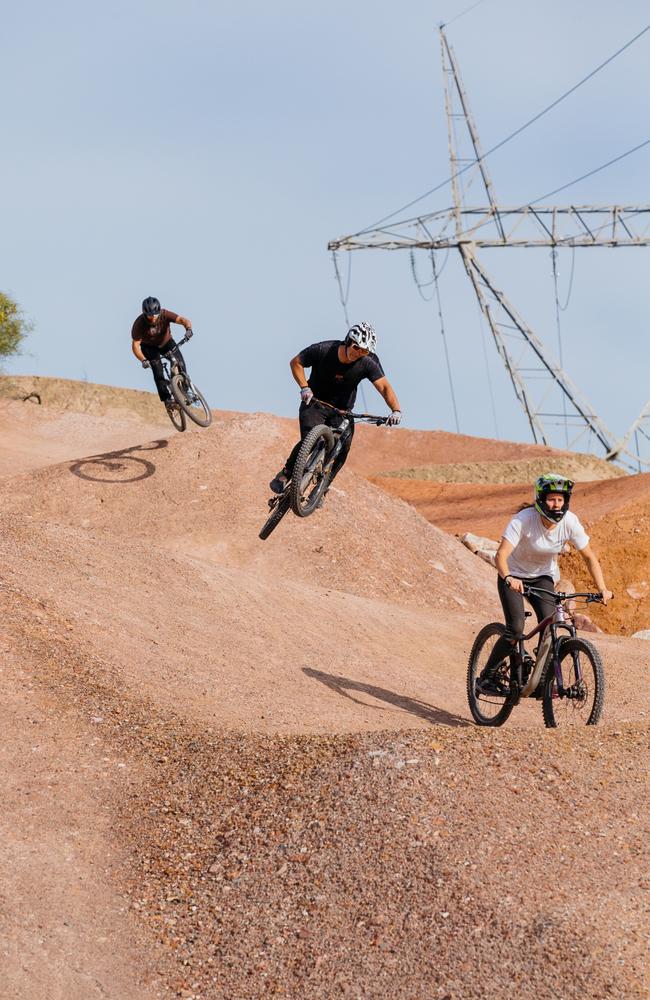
[162,330,193,358]
[521,584,609,604]
[311,398,389,425]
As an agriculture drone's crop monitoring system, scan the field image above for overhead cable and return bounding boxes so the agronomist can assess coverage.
[527,139,650,206]
[440,0,489,30]
[352,23,650,237]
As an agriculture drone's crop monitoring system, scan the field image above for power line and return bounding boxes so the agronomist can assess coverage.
[352,22,650,237]
[527,139,650,206]
[431,251,461,433]
[440,0,489,29]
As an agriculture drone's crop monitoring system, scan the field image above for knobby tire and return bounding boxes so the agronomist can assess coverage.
[467,622,515,727]
[290,425,335,518]
[170,373,212,427]
[542,636,604,728]
[166,400,187,432]
[259,494,291,540]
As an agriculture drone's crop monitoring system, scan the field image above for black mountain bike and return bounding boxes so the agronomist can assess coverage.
[259,400,389,540]
[157,334,212,432]
[467,585,607,729]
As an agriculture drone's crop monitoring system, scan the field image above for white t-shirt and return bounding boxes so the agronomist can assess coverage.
[502,507,589,581]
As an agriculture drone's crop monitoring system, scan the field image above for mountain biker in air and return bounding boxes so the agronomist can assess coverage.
[478,473,613,695]
[269,322,402,495]
[131,296,193,412]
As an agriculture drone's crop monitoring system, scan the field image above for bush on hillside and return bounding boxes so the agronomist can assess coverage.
[0,292,31,361]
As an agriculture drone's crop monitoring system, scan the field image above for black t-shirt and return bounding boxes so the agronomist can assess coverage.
[298,340,385,410]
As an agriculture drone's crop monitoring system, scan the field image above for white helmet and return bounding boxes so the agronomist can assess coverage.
[346,322,377,354]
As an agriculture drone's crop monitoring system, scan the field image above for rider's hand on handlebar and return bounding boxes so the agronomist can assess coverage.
[185,328,193,339]
[386,410,402,426]
[505,575,525,594]
[141,359,150,369]
[300,386,314,405]
[599,589,613,605]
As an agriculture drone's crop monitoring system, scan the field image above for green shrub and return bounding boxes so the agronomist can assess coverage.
[0,292,31,360]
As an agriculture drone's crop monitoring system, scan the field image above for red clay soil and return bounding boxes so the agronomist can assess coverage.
[1,382,649,999]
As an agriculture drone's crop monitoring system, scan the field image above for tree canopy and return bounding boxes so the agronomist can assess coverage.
[0,292,31,360]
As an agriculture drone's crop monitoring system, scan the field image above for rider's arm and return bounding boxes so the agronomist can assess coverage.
[132,338,145,362]
[495,538,524,592]
[174,314,192,331]
[372,376,401,412]
[577,543,612,603]
[290,354,309,389]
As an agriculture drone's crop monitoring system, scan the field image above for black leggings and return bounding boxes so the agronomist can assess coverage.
[141,338,186,402]
[485,574,556,671]
[285,401,355,482]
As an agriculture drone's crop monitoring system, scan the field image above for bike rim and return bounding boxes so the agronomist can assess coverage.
[297,443,328,511]
[471,632,511,722]
[548,647,598,727]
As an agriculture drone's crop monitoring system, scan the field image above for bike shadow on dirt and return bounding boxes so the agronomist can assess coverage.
[69,439,169,484]
[303,668,470,727]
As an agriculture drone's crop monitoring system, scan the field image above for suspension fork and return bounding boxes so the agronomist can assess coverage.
[550,622,578,695]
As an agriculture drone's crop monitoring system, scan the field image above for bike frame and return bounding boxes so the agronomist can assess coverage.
[513,589,599,700]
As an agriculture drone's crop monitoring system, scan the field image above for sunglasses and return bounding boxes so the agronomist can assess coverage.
[349,343,368,353]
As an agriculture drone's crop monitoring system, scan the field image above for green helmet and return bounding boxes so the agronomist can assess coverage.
[534,473,574,523]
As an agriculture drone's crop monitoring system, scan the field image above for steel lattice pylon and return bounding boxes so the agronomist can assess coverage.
[328,26,650,466]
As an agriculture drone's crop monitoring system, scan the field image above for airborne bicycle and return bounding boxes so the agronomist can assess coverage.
[259,400,388,540]
[467,585,606,729]
[156,333,212,432]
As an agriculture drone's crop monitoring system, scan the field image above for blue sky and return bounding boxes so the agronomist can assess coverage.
[2,0,649,455]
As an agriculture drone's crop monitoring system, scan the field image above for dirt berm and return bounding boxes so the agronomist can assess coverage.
[0,382,648,999]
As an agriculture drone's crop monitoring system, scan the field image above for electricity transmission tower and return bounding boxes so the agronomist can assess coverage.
[329,27,650,467]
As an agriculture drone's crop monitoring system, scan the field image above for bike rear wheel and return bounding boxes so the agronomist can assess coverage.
[542,637,604,728]
[467,622,515,727]
[170,373,212,427]
[259,493,291,540]
[290,425,335,517]
[166,400,187,432]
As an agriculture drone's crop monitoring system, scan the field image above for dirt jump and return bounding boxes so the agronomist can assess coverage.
[1,377,647,999]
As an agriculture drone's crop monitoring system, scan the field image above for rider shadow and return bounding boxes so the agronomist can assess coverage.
[69,439,169,484]
[303,667,470,728]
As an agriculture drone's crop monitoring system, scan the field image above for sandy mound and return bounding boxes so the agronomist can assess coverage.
[2,375,648,999]
[379,455,624,484]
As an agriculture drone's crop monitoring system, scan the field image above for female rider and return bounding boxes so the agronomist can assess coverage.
[478,473,613,695]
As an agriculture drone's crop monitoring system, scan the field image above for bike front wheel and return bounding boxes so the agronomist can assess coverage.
[467,622,515,727]
[170,373,212,427]
[290,425,335,517]
[542,637,605,728]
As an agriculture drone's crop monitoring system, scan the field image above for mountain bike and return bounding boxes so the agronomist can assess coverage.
[156,334,212,432]
[259,400,389,540]
[467,585,606,728]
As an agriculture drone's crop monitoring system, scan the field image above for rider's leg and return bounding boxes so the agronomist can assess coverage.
[327,418,355,483]
[524,576,556,626]
[481,577,526,676]
[141,343,172,403]
[167,339,187,374]
[270,403,328,492]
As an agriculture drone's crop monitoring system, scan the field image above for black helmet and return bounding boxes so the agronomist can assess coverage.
[142,296,161,318]
[534,472,574,523]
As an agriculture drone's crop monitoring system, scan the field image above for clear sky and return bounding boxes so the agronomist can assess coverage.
[2,0,649,456]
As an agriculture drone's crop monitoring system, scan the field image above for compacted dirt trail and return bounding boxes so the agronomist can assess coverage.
[1,382,648,999]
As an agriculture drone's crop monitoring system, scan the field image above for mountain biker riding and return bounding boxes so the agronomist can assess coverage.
[131,296,193,411]
[478,473,613,695]
[269,322,402,494]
